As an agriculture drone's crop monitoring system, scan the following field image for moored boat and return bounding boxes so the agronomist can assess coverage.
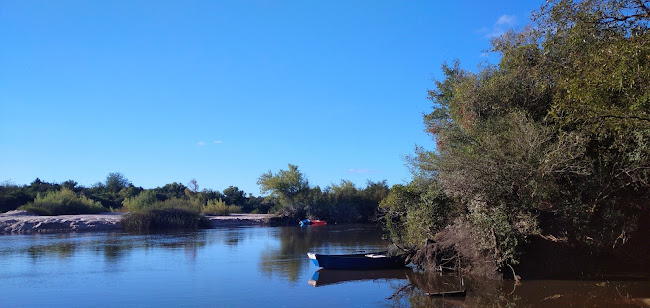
[307,251,408,270]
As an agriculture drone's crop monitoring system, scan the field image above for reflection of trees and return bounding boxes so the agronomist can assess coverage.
[27,242,76,259]
[8,231,213,264]
[387,273,650,307]
[258,225,390,283]
[387,273,517,307]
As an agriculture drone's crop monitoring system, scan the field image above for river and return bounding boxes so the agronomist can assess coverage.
[1,225,648,307]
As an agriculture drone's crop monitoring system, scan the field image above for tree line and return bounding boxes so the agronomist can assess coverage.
[0,173,271,215]
[1,167,389,224]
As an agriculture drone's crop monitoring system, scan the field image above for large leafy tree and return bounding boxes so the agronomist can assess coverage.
[391,0,650,276]
[257,164,311,218]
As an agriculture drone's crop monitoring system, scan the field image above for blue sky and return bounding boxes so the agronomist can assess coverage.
[1,0,543,195]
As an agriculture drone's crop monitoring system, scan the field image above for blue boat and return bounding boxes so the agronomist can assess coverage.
[307,252,408,270]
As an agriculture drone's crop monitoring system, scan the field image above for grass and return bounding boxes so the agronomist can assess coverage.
[121,207,211,231]
[120,197,210,231]
[18,188,107,215]
[201,199,242,216]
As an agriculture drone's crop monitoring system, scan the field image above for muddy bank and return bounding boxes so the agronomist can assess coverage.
[0,210,275,233]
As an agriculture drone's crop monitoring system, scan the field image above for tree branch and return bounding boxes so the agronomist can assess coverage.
[601,114,650,122]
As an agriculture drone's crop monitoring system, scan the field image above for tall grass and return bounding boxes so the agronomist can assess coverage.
[18,188,106,215]
[121,190,158,212]
[121,208,211,231]
[121,193,209,231]
[201,198,242,216]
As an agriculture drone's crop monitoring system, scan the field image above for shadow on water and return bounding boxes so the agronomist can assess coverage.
[306,267,650,307]
[3,226,649,307]
[392,273,650,307]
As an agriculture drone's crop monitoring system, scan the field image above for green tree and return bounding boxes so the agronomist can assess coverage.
[156,182,188,200]
[223,186,246,207]
[105,172,130,193]
[257,164,310,218]
[389,0,650,276]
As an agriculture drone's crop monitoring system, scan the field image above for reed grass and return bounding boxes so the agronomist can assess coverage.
[120,197,210,231]
[121,207,211,231]
[201,198,242,216]
[18,188,106,215]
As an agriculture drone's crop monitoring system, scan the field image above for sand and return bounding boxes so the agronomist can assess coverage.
[0,210,273,233]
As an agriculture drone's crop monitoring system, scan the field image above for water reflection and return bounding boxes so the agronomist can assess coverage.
[385,272,650,307]
[1,226,649,307]
[306,265,650,308]
[309,268,412,287]
[0,231,213,263]
[258,225,390,283]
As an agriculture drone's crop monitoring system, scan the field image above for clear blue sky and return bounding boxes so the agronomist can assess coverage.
[1,0,543,195]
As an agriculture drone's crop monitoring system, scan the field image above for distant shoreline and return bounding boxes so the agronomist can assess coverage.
[0,210,274,234]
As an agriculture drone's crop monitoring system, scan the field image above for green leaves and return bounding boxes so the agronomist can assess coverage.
[19,188,106,215]
[399,0,650,273]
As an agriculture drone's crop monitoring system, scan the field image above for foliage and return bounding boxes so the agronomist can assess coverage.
[202,198,242,216]
[257,164,311,218]
[105,172,130,193]
[1,170,385,224]
[122,190,158,212]
[155,182,188,200]
[386,0,650,275]
[222,186,246,207]
[0,181,34,213]
[380,181,455,247]
[120,197,208,231]
[121,208,211,231]
[256,164,389,222]
[18,188,106,215]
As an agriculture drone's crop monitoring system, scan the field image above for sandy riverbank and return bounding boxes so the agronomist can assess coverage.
[0,210,274,233]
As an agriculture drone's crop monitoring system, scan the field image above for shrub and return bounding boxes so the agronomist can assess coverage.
[18,188,106,215]
[121,208,211,231]
[202,199,242,216]
[120,197,209,231]
[122,190,158,212]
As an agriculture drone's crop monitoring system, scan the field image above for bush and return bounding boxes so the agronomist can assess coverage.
[121,208,211,231]
[18,188,106,215]
[202,199,242,216]
[120,197,209,231]
[122,190,158,212]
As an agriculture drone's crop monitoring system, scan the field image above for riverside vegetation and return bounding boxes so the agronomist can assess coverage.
[1,0,648,280]
[380,0,650,279]
[1,168,389,231]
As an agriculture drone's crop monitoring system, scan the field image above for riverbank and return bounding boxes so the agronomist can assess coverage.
[0,210,274,233]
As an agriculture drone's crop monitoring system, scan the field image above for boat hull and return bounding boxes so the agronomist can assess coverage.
[307,252,408,270]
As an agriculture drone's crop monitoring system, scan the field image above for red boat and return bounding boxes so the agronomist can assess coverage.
[310,220,327,226]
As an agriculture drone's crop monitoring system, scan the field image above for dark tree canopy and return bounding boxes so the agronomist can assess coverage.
[383,0,650,276]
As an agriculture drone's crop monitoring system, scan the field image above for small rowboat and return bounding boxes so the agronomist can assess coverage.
[307,251,408,270]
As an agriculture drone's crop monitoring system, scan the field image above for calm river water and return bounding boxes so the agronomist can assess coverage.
[1,225,648,307]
